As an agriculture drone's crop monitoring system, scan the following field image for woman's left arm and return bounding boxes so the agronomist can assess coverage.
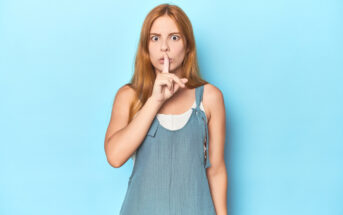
[204,84,228,215]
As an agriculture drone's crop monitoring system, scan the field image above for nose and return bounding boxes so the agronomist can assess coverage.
[160,39,169,52]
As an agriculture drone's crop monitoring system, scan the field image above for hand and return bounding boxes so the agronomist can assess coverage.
[151,52,188,104]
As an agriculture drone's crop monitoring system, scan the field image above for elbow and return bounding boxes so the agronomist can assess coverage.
[104,139,124,168]
[107,157,123,168]
[206,161,227,176]
[105,150,124,168]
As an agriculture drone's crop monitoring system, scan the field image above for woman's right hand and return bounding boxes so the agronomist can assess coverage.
[151,52,188,104]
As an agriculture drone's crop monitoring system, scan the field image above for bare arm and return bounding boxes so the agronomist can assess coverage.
[104,85,163,168]
[104,54,188,168]
[203,84,228,215]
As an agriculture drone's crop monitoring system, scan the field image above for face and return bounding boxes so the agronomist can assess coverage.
[148,15,187,76]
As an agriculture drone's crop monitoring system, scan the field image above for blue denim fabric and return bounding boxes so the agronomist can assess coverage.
[120,85,216,215]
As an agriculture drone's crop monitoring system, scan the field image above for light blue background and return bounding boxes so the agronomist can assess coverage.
[1,0,342,214]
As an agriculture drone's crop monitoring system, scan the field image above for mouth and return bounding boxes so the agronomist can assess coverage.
[158,57,172,63]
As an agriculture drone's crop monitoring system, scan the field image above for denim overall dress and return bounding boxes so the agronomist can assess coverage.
[120,85,216,215]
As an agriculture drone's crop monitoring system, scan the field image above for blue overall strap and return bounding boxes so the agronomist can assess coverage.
[195,85,211,169]
[147,117,159,137]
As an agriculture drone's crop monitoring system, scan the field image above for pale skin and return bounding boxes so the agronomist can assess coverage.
[104,15,227,215]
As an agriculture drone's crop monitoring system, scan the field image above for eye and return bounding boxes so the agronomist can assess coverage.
[150,36,159,41]
[171,35,180,40]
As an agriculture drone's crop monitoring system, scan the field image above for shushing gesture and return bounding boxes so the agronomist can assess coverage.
[151,52,188,103]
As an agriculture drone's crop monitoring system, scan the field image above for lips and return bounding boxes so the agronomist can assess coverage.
[158,57,172,63]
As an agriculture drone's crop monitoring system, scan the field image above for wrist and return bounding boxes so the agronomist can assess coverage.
[147,96,163,110]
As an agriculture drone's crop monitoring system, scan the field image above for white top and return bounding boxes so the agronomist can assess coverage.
[131,101,207,164]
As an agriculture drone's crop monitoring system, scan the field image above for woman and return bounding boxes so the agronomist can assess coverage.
[104,3,227,215]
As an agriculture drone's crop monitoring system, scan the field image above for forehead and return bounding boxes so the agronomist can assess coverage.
[150,15,180,33]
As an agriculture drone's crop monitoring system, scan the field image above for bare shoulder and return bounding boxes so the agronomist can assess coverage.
[105,84,136,141]
[115,84,136,102]
[202,83,225,121]
[203,83,223,101]
[111,84,137,119]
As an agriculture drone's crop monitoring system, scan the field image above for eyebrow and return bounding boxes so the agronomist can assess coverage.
[149,32,181,36]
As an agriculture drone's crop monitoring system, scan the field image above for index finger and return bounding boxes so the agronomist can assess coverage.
[162,53,169,73]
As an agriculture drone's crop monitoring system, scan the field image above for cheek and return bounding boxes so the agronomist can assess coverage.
[148,45,159,60]
[174,45,186,61]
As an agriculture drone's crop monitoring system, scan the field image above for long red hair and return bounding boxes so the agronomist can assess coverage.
[126,3,208,122]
